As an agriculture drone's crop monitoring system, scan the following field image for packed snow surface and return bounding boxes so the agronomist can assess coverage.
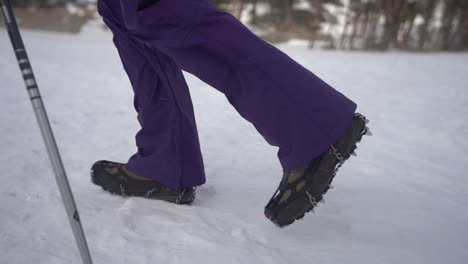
[1,25,467,264]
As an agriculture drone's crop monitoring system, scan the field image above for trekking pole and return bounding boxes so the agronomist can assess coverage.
[0,1,93,263]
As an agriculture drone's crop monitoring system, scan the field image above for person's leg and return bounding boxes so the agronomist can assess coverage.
[99,24,205,190]
[116,0,357,170]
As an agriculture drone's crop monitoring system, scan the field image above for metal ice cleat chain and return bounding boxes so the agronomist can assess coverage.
[120,184,126,196]
[355,113,372,136]
[354,113,369,124]
[330,145,345,163]
[305,191,317,207]
[176,188,187,204]
[145,188,156,198]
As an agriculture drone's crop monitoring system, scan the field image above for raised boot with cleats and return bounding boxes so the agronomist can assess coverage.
[91,160,195,204]
[264,113,371,227]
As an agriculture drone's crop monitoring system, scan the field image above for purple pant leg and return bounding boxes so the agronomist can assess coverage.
[98,4,206,189]
[118,0,357,169]
[98,0,357,189]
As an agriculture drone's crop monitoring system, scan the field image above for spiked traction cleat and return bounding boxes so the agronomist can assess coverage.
[264,113,371,227]
[91,160,196,204]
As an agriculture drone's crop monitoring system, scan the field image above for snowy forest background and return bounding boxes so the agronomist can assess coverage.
[3,0,468,51]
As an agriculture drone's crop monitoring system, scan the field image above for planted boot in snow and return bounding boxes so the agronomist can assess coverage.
[91,160,195,204]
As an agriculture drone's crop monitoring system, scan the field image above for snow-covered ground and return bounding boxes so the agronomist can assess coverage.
[1,25,467,264]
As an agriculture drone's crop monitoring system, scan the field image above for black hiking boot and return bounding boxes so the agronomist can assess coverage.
[264,113,371,227]
[91,160,196,204]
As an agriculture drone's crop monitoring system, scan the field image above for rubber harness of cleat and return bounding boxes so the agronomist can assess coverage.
[264,155,325,227]
[264,113,370,227]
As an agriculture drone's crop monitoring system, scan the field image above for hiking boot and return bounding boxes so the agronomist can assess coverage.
[264,113,371,227]
[91,160,195,204]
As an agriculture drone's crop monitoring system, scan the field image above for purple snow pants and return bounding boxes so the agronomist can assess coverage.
[97,0,357,189]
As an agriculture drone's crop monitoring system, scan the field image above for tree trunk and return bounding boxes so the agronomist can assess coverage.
[360,4,370,43]
[281,0,295,30]
[379,0,405,51]
[364,13,379,50]
[251,0,258,25]
[433,0,457,51]
[233,0,244,20]
[402,14,416,50]
[348,11,362,49]
[340,8,351,49]
[452,2,468,50]
[418,0,438,51]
